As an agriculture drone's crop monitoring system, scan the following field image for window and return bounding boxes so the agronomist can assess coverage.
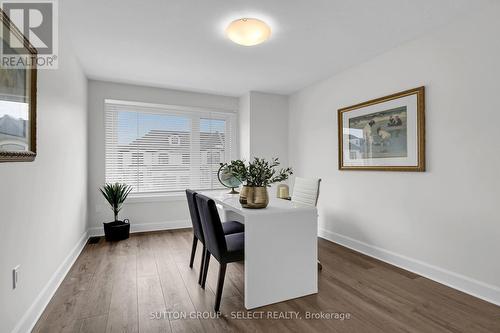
[105,100,236,195]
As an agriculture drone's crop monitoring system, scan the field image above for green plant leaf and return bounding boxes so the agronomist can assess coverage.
[99,182,133,221]
[222,157,293,187]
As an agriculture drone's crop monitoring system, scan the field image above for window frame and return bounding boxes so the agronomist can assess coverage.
[104,99,238,199]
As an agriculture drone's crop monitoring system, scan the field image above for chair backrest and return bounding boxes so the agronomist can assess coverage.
[185,189,204,243]
[195,194,227,260]
[291,177,321,207]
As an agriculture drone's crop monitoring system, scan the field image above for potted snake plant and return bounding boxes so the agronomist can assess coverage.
[221,157,292,209]
[100,182,132,241]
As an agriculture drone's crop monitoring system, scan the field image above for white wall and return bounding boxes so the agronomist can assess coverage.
[289,4,500,304]
[87,80,239,235]
[0,35,88,332]
[239,93,251,160]
[239,91,289,166]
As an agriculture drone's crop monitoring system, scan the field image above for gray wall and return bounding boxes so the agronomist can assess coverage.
[289,4,500,304]
[238,91,290,194]
[239,92,251,160]
[239,91,289,166]
[87,80,239,235]
[0,36,88,332]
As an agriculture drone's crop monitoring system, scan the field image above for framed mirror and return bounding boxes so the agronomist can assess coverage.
[0,9,37,162]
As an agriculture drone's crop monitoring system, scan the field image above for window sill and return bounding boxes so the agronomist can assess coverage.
[127,193,186,203]
[127,189,229,203]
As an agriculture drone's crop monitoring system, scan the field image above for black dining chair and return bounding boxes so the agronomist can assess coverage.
[185,190,244,285]
[195,193,244,312]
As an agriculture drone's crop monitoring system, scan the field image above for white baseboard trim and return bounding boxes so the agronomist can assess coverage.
[318,228,500,306]
[88,220,191,237]
[11,231,89,333]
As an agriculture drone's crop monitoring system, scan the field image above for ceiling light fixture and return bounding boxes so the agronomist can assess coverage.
[225,18,271,46]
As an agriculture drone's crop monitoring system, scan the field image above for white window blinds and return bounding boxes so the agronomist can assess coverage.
[105,100,236,195]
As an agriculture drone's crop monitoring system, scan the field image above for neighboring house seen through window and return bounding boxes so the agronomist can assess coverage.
[105,100,236,195]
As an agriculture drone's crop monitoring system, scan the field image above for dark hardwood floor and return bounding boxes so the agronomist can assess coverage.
[33,229,500,333]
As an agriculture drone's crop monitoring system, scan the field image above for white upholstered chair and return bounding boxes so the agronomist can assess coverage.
[291,177,321,207]
[291,177,322,270]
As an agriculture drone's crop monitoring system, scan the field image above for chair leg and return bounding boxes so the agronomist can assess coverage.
[201,249,211,289]
[214,263,227,312]
[198,245,206,285]
[189,235,198,268]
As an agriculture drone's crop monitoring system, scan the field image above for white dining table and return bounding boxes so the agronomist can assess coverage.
[200,190,318,309]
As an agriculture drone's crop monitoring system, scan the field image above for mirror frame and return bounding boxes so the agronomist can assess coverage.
[0,9,37,162]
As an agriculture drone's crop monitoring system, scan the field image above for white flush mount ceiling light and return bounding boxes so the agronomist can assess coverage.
[225,18,271,46]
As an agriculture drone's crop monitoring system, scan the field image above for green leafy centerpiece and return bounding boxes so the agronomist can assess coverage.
[220,157,293,208]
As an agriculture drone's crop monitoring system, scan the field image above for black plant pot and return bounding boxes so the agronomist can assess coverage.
[103,219,130,241]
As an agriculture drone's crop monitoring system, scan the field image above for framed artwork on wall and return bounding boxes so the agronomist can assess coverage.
[0,9,37,162]
[338,87,425,171]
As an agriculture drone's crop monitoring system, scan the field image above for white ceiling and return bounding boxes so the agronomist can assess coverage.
[62,0,492,96]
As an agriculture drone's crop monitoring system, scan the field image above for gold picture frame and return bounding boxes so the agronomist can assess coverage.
[338,87,425,171]
[0,9,38,162]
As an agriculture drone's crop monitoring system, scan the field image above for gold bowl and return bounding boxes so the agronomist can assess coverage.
[239,186,269,209]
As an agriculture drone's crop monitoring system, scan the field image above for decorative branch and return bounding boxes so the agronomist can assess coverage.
[220,157,293,187]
